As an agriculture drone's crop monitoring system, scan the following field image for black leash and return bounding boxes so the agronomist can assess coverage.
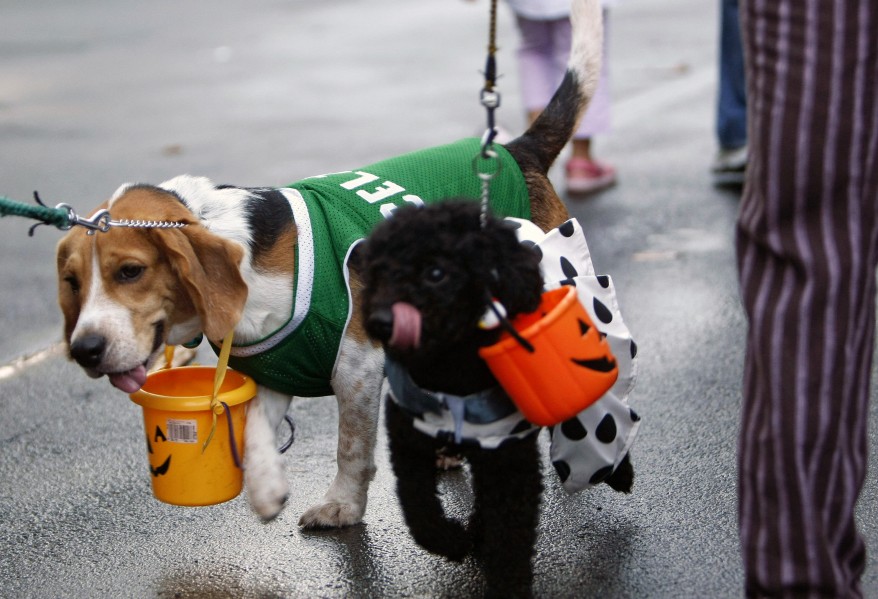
[480,0,501,155]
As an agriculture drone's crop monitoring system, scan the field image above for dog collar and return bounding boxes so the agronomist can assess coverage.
[384,358,518,444]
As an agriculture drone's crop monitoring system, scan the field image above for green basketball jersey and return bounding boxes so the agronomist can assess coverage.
[222,138,531,397]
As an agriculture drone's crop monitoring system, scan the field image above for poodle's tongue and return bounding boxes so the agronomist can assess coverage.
[109,365,148,393]
[389,302,421,350]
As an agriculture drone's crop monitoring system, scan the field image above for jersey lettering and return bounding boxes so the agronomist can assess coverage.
[380,194,424,218]
[357,180,405,204]
[335,170,422,217]
[339,171,380,190]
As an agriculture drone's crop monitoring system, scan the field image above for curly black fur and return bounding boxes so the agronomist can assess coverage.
[360,201,544,395]
[359,201,633,597]
[384,399,542,597]
[359,201,546,597]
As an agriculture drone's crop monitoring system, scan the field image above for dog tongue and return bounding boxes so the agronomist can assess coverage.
[109,365,148,393]
[389,302,421,349]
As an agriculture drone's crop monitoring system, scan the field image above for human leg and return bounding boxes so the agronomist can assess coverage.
[566,10,616,194]
[573,9,611,141]
[717,0,746,149]
[713,0,748,185]
[736,0,878,595]
[516,12,615,195]
[515,16,561,117]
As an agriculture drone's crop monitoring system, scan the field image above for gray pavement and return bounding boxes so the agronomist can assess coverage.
[1,0,877,597]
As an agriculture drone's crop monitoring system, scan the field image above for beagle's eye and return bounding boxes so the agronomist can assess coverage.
[64,275,80,295]
[425,266,446,285]
[116,264,145,283]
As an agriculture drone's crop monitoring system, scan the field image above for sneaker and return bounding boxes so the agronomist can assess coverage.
[711,145,747,186]
[566,157,617,195]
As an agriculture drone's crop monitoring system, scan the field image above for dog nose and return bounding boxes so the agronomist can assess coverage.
[365,308,394,343]
[70,333,106,368]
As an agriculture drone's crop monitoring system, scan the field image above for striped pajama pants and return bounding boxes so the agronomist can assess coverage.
[737,0,878,597]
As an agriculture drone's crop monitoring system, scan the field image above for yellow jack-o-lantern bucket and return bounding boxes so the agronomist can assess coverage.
[479,286,619,427]
[129,365,255,506]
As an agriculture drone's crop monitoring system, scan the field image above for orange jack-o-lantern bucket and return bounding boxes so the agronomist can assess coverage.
[129,366,255,507]
[479,286,619,427]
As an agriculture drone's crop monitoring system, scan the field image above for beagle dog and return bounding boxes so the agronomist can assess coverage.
[54,0,602,529]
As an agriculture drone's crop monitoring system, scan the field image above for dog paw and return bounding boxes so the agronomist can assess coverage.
[245,461,290,521]
[413,521,472,562]
[247,479,289,522]
[298,499,364,529]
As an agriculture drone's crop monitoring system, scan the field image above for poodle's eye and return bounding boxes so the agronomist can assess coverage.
[64,275,80,296]
[425,266,446,285]
[116,264,145,283]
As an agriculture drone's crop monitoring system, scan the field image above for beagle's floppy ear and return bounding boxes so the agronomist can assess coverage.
[151,225,248,341]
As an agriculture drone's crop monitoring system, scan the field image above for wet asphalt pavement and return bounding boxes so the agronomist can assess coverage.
[2,0,878,597]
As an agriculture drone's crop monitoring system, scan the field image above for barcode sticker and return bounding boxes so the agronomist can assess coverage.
[167,419,198,444]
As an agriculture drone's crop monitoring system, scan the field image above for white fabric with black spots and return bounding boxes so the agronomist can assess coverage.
[511,216,639,493]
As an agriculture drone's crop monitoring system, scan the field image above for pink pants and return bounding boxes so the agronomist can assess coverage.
[514,10,611,140]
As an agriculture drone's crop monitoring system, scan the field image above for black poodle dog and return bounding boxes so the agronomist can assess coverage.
[358,201,632,598]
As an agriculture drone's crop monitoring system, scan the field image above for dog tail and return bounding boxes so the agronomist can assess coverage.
[505,0,603,173]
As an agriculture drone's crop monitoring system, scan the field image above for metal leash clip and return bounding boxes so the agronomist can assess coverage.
[55,203,112,234]
[479,89,501,155]
[54,202,187,235]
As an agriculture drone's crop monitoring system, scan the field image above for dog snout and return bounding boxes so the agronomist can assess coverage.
[365,308,394,343]
[70,333,107,369]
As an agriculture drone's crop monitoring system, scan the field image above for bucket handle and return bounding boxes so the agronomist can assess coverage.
[483,290,535,353]
[163,334,246,469]
[219,401,241,469]
[202,331,235,455]
[198,331,295,467]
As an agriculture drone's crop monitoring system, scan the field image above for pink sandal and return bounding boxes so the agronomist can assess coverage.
[566,157,617,195]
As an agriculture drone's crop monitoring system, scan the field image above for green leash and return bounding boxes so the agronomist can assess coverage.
[0,192,187,236]
[0,192,72,236]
